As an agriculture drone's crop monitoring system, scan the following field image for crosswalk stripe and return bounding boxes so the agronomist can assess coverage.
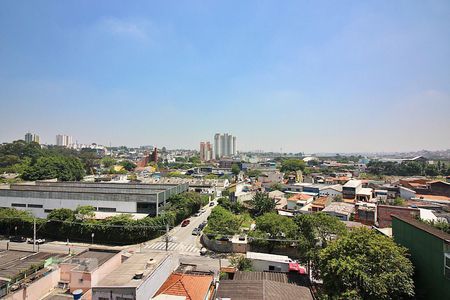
[144,242,199,253]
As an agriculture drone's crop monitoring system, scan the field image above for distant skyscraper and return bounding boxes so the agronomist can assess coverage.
[25,132,33,143]
[56,134,73,147]
[200,141,213,161]
[213,133,236,159]
[25,132,40,144]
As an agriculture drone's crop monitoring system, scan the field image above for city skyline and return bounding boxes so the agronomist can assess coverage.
[0,1,449,152]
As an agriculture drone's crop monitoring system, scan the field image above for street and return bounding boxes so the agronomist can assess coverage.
[142,200,215,255]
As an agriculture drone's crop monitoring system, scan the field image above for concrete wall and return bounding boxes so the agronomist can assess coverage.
[4,268,60,300]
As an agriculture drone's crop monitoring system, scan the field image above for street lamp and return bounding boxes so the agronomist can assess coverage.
[91,233,95,245]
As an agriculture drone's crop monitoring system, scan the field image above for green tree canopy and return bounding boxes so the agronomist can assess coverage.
[120,160,137,171]
[101,157,116,168]
[318,228,414,300]
[231,163,240,176]
[280,158,306,173]
[21,156,85,181]
[246,169,262,178]
[250,192,276,216]
[250,212,298,252]
[206,206,241,236]
[47,208,75,221]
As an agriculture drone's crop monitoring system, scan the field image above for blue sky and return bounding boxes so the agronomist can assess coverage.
[0,0,449,153]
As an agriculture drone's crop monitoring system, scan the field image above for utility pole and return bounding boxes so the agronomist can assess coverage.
[33,218,36,252]
[165,223,169,251]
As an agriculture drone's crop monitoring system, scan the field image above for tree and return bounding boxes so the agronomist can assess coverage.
[206,206,241,236]
[318,228,414,299]
[270,183,284,191]
[231,163,240,176]
[250,192,275,216]
[424,164,439,176]
[294,213,347,265]
[47,208,75,221]
[101,157,116,168]
[280,159,306,173]
[230,255,253,271]
[120,160,137,171]
[249,213,298,252]
[21,156,85,181]
[74,205,96,220]
[246,169,262,178]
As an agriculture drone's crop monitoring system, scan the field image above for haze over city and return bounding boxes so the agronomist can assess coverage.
[1,0,449,152]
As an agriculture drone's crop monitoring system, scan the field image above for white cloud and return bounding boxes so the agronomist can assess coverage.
[98,17,152,41]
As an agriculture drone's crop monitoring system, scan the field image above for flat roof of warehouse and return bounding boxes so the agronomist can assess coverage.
[0,250,64,279]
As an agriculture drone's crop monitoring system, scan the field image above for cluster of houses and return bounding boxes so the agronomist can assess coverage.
[228,168,450,232]
[1,247,313,300]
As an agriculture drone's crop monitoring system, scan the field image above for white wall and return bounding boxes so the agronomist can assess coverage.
[250,259,289,273]
[0,196,137,218]
[399,187,416,200]
[319,188,342,198]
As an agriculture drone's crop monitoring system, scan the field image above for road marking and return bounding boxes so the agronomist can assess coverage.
[144,242,199,253]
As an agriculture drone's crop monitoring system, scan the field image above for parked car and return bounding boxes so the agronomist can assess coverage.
[198,221,207,230]
[181,219,190,227]
[27,238,46,244]
[192,228,201,236]
[194,212,202,217]
[9,236,26,243]
[200,247,208,256]
[209,202,215,207]
[238,235,246,241]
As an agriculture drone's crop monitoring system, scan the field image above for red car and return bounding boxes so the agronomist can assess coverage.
[181,219,190,227]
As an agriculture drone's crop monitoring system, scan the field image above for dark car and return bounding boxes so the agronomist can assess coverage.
[9,236,26,243]
[209,201,215,207]
[198,221,207,230]
[192,228,201,236]
[181,219,190,227]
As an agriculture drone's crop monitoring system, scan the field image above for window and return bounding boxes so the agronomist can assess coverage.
[28,204,43,208]
[11,203,26,207]
[98,297,109,300]
[98,207,116,212]
[445,253,450,280]
[44,209,53,213]
[269,265,275,271]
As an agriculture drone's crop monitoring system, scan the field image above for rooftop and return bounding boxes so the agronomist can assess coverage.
[246,252,290,263]
[287,193,313,202]
[155,272,213,300]
[392,214,450,243]
[322,202,355,215]
[343,179,362,188]
[0,250,64,279]
[357,188,373,196]
[62,249,119,272]
[95,252,172,287]
[216,280,313,300]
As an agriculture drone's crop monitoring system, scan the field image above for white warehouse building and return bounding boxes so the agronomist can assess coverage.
[0,181,188,218]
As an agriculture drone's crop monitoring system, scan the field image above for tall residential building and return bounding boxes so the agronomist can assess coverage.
[25,132,40,144]
[200,141,213,161]
[56,134,73,147]
[213,133,237,159]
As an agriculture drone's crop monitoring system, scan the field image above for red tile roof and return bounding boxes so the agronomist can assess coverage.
[155,273,213,300]
[287,193,312,202]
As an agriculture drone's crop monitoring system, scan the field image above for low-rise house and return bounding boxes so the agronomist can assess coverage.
[321,202,355,221]
[342,179,362,199]
[354,202,376,225]
[374,189,388,201]
[153,272,214,300]
[376,204,420,228]
[92,252,178,300]
[356,187,373,202]
[286,193,314,211]
[268,190,287,210]
[310,196,332,212]
[246,252,291,273]
[318,184,343,198]
[216,271,313,300]
[392,215,450,299]
[59,249,122,296]
[399,186,416,200]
